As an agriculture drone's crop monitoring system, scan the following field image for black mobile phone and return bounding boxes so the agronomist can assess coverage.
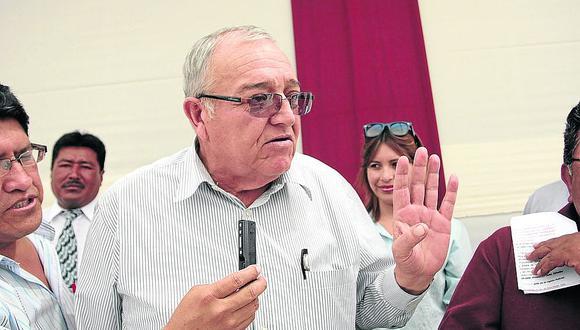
[238,220,256,270]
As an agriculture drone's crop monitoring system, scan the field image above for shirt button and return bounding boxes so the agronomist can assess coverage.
[243,209,252,218]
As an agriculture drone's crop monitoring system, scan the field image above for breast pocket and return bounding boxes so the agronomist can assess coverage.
[298,265,358,327]
[304,265,357,289]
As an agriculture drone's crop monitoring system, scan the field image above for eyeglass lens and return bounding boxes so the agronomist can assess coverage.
[248,93,312,118]
[388,122,412,136]
[0,150,38,176]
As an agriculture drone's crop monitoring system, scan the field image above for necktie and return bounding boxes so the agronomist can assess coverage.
[55,208,82,292]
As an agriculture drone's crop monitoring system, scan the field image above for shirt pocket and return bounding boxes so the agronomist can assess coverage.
[303,265,357,289]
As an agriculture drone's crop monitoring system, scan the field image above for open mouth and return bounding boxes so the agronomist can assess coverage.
[11,197,35,210]
[267,135,292,144]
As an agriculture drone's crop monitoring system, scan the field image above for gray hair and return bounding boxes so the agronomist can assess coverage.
[182,26,275,114]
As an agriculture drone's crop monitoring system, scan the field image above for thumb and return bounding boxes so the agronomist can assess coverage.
[211,265,261,299]
[393,223,428,258]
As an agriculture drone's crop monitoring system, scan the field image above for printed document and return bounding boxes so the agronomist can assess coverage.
[511,212,580,294]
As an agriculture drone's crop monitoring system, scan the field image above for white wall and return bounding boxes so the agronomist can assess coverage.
[419,0,580,216]
[2,1,579,225]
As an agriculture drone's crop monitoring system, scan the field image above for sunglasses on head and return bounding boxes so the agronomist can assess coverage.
[363,121,423,147]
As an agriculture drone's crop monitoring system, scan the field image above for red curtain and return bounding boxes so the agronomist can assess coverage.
[291,0,445,200]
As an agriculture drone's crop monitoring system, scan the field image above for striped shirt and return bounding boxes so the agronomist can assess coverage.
[0,234,75,329]
[76,145,424,329]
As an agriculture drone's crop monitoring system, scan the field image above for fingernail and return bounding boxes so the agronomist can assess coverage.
[255,264,262,274]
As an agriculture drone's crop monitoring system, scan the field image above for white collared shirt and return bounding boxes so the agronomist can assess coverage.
[76,144,425,329]
[0,234,76,329]
[43,198,97,263]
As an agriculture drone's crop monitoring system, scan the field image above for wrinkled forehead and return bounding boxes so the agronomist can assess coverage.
[209,37,296,87]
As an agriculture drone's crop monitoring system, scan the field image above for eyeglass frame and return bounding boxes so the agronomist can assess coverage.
[363,121,423,148]
[0,143,48,177]
[196,91,314,118]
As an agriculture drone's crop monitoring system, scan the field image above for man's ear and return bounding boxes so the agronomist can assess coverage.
[561,163,573,202]
[183,97,208,140]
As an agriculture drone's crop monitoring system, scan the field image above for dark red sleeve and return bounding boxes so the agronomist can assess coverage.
[439,227,512,329]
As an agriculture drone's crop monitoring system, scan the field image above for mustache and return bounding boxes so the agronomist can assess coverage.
[63,180,85,189]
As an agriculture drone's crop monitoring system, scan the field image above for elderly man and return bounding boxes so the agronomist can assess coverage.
[0,84,75,329]
[440,102,580,329]
[76,26,458,329]
[43,131,106,293]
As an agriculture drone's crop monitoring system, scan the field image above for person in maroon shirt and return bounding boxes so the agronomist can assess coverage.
[439,102,580,329]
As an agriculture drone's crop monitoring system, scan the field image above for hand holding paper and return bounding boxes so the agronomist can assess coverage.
[528,231,580,275]
[511,212,580,294]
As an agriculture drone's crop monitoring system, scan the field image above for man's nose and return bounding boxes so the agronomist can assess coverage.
[68,164,81,178]
[270,98,296,126]
[2,162,33,192]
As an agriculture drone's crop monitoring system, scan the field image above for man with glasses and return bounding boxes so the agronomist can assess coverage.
[0,84,75,329]
[77,26,458,329]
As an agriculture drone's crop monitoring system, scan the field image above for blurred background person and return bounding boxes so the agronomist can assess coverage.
[440,102,580,329]
[359,121,472,330]
[42,131,106,293]
[523,179,568,214]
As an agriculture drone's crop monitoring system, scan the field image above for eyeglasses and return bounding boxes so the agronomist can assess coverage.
[363,121,422,147]
[197,92,314,118]
[0,143,47,177]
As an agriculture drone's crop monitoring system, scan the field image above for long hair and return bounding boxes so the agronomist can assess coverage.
[357,130,422,221]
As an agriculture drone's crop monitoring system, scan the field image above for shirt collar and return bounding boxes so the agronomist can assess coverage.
[44,198,97,223]
[374,221,393,239]
[173,141,312,202]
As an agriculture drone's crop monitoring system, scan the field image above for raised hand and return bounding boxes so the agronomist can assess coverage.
[165,265,267,330]
[527,232,580,275]
[391,147,459,294]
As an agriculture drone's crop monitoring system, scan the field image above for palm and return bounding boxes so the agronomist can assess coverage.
[394,205,451,276]
[391,148,458,292]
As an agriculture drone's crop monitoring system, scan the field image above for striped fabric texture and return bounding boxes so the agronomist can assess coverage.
[0,234,76,329]
[77,145,424,329]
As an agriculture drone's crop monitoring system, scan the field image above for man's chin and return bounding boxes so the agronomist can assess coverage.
[12,214,42,239]
[267,156,293,175]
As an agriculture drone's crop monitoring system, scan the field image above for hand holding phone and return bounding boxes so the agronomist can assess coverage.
[238,220,256,270]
